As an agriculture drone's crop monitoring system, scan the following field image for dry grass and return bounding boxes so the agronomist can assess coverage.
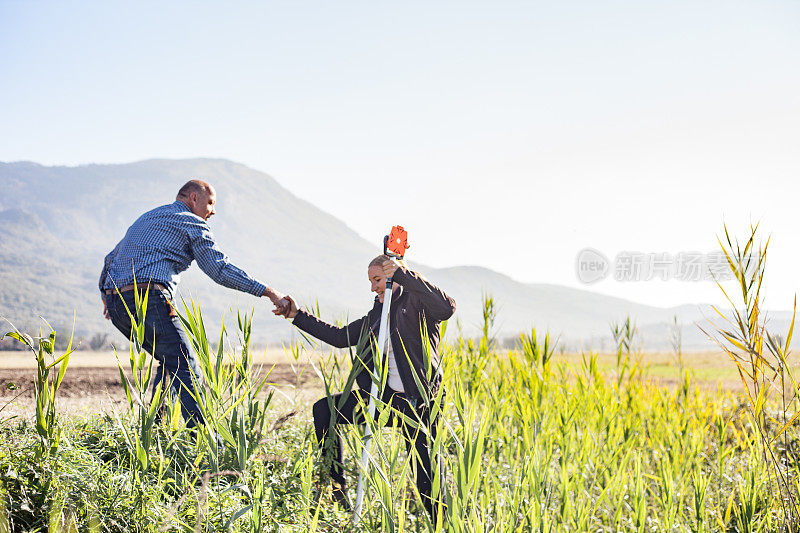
[0,347,331,368]
[1,348,769,392]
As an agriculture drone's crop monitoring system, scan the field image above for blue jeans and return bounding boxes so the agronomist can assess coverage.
[105,288,205,427]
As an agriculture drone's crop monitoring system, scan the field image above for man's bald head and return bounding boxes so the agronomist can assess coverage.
[177,180,217,220]
[177,180,213,199]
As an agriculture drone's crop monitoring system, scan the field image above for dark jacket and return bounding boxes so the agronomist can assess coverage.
[292,266,456,400]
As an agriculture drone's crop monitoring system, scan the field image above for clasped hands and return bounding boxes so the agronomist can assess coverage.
[272,294,298,319]
[271,257,399,320]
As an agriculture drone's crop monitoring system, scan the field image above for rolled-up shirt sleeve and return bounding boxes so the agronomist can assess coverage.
[188,224,266,297]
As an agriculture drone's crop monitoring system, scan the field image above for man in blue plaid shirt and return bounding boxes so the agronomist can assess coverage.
[100,180,288,427]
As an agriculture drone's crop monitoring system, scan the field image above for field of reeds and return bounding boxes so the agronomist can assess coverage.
[2,225,800,532]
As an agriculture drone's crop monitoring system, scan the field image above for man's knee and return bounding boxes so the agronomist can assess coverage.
[153,331,194,367]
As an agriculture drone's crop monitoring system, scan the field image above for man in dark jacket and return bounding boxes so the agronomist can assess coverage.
[276,255,455,520]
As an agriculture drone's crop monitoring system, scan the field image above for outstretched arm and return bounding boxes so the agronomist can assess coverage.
[188,222,285,306]
[276,296,369,349]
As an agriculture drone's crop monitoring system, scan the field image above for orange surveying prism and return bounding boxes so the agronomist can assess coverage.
[384,225,410,259]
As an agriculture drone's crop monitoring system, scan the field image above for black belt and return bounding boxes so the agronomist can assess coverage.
[104,282,168,295]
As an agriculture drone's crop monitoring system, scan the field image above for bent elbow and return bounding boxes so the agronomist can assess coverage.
[445,298,456,320]
[436,297,456,321]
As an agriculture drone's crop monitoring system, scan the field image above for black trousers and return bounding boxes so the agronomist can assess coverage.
[312,387,443,519]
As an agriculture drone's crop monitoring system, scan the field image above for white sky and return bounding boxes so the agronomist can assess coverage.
[2,1,799,309]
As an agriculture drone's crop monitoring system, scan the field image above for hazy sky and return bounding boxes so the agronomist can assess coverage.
[2,1,799,309]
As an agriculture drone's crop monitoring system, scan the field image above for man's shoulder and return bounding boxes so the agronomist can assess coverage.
[126,202,208,243]
[136,201,180,218]
[144,201,207,225]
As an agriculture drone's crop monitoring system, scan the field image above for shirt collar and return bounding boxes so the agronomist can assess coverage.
[392,283,405,301]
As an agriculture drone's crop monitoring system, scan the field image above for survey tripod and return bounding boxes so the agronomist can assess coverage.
[352,225,410,523]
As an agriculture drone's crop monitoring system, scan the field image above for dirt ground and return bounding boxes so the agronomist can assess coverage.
[0,349,751,421]
[0,364,318,398]
[0,362,323,421]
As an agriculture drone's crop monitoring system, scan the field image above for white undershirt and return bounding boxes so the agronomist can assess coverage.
[385,337,405,392]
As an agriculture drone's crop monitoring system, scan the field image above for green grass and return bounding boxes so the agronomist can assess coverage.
[0,308,796,532]
[1,291,798,531]
[555,350,750,386]
[6,221,800,531]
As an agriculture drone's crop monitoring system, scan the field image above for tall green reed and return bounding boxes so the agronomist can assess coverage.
[703,223,800,528]
[110,284,168,474]
[2,319,73,459]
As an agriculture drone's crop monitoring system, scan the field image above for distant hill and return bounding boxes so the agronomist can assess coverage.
[0,158,772,351]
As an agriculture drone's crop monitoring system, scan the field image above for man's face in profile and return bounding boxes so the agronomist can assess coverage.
[189,187,217,220]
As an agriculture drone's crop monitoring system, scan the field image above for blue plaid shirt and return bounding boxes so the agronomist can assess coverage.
[99,200,266,298]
